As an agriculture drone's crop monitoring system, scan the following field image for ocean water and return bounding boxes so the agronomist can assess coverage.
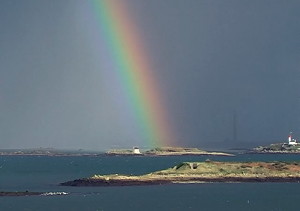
[1,154,300,211]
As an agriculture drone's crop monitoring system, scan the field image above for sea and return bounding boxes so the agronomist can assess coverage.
[1,154,300,211]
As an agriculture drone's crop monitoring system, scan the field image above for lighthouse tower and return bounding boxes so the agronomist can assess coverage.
[133,146,141,154]
[288,133,297,145]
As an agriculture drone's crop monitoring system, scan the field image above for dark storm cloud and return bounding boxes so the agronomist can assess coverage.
[0,0,299,149]
[134,0,300,146]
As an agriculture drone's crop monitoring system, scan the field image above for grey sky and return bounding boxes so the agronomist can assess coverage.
[0,0,299,150]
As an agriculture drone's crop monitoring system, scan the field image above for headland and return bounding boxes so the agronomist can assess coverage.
[61,160,300,186]
[248,133,300,154]
[249,143,300,154]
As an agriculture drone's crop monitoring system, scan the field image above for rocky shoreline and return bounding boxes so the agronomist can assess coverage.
[60,176,300,187]
[250,142,300,154]
[0,191,42,197]
[0,191,69,197]
[61,178,170,186]
[105,152,234,157]
[246,150,300,154]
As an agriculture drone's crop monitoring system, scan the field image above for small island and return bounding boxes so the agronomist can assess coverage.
[0,191,42,197]
[61,160,300,186]
[106,147,234,157]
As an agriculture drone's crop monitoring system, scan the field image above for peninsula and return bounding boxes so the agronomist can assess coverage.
[250,134,300,154]
[61,160,300,186]
[106,147,234,156]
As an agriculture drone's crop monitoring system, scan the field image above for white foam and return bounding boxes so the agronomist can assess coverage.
[40,192,68,196]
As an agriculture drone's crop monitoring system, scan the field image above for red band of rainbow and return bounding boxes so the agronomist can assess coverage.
[90,0,175,147]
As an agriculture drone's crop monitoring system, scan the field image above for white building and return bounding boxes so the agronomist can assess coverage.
[288,133,297,145]
[133,146,141,154]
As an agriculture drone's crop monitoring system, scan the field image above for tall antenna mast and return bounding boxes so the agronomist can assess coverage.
[299,57,300,138]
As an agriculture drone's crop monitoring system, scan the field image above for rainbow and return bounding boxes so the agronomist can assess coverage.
[89,0,174,147]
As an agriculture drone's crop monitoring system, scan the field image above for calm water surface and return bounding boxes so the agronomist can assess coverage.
[1,154,300,211]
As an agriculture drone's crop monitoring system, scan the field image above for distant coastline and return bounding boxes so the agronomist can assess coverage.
[4,144,300,156]
[0,147,234,157]
[0,149,103,157]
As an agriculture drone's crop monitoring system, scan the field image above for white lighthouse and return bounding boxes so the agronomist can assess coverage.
[133,146,141,154]
[288,133,297,145]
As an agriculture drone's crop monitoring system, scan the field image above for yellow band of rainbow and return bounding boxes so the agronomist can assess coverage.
[90,0,175,147]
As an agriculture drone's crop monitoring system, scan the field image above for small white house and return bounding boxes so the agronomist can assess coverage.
[133,146,141,154]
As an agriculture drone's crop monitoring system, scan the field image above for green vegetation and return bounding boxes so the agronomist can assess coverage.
[146,147,204,153]
[61,161,300,186]
[105,149,134,155]
[145,147,206,155]
[154,161,300,177]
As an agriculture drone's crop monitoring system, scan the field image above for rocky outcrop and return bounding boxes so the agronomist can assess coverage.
[0,191,42,197]
[61,178,170,186]
[61,176,300,187]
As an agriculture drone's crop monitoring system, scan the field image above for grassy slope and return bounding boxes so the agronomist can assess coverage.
[153,161,300,177]
[89,161,300,182]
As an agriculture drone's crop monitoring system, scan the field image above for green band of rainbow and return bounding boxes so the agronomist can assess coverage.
[90,0,174,147]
